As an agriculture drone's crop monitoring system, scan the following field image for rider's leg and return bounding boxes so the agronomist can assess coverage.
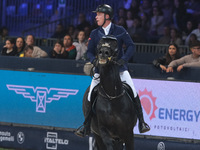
[75,73,100,137]
[120,71,150,133]
[87,73,100,101]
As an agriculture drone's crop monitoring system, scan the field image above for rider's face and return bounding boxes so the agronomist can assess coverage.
[95,12,105,26]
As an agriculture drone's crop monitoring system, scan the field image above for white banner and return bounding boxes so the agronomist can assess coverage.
[133,78,200,140]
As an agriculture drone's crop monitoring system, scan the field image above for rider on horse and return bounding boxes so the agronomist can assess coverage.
[76,4,150,137]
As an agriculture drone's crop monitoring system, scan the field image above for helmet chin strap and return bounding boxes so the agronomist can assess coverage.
[101,14,110,27]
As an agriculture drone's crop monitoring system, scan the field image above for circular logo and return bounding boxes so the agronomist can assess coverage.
[157,142,165,150]
[17,132,25,144]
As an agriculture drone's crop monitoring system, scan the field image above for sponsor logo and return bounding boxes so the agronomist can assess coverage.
[0,131,14,142]
[17,132,25,144]
[157,142,165,150]
[139,88,158,120]
[158,108,200,122]
[44,132,69,150]
[138,88,200,122]
[7,84,79,113]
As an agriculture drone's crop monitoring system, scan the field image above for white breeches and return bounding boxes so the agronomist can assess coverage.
[87,70,137,101]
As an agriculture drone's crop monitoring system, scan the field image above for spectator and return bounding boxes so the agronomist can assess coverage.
[63,34,77,59]
[149,6,165,37]
[48,9,60,33]
[172,0,188,31]
[158,26,171,44]
[19,45,34,58]
[127,17,147,43]
[25,35,48,58]
[129,0,140,19]
[114,7,127,24]
[49,40,68,59]
[1,38,17,56]
[153,43,181,71]
[73,31,88,60]
[166,40,200,72]
[138,0,152,18]
[76,13,91,31]
[182,20,195,42]
[0,27,9,43]
[51,23,66,39]
[186,33,198,47]
[160,0,173,26]
[15,37,25,56]
[126,10,134,29]
[116,17,128,30]
[185,0,200,22]
[139,12,150,32]
[84,26,92,40]
[185,22,200,44]
[169,28,183,45]
[66,25,78,40]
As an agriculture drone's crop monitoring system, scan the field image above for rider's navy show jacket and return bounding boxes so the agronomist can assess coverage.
[87,23,135,72]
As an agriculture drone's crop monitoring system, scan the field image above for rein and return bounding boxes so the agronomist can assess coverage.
[99,85,125,100]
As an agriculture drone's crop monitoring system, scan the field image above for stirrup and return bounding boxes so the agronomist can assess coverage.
[75,125,90,138]
[139,122,150,133]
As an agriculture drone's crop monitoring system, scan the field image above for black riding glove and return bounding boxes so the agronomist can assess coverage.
[117,59,126,66]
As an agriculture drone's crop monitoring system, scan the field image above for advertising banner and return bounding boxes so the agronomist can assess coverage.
[0,70,199,141]
[0,124,199,150]
[0,124,89,150]
[133,79,200,140]
[0,70,90,128]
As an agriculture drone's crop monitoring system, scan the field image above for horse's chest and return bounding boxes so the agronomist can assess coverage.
[96,102,126,124]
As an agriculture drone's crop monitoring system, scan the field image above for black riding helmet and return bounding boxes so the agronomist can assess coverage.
[93,4,114,26]
[93,4,114,20]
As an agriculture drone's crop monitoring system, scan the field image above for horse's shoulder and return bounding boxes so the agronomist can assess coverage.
[122,82,133,98]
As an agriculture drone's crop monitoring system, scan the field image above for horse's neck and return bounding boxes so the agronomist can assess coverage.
[100,64,123,96]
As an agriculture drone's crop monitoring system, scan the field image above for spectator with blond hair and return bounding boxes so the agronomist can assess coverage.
[25,35,48,58]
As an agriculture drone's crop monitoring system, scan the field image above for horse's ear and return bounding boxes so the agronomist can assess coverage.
[110,40,118,55]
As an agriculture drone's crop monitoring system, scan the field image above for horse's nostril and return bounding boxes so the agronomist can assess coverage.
[105,51,109,55]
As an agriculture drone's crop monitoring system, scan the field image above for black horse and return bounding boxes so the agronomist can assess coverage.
[82,36,137,150]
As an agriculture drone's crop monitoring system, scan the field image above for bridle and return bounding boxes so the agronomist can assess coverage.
[98,55,125,100]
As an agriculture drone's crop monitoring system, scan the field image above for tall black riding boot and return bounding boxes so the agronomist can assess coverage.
[75,101,92,137]
[75,87,97,137]
[131,94,150,133]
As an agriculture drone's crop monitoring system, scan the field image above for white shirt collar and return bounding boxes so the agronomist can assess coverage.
[102,22,112,35]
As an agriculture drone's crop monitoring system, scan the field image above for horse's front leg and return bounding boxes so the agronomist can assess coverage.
[99,127,114,150]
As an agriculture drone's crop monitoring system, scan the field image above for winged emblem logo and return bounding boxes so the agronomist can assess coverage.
[7,84,79,113]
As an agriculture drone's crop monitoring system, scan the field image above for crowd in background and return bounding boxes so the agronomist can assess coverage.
[0,0,200,71]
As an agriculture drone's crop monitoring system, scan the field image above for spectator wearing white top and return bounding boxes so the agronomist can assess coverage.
[25,35,48,58]
[73,31,88,60]
[185,22,200,44]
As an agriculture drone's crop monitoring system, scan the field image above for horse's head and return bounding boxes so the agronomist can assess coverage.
[97,35,118,65]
